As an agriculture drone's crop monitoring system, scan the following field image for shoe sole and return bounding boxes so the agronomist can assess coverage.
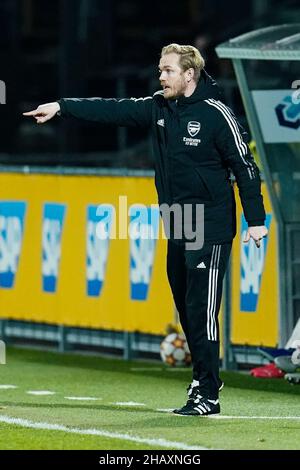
[173,409,220,416]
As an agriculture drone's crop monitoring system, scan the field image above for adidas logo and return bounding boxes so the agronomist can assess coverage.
[157,119,165,127]
[196,261,206,269]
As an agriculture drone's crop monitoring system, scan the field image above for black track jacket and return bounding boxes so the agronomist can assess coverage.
[58,70,265,245]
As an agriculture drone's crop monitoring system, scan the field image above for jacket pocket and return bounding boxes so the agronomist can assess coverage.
[194,167,214,201]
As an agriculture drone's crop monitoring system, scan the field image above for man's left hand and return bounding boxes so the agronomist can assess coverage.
[243,226,268,248]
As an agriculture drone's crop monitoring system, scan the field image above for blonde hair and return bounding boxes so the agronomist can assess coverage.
[161,43,205,82]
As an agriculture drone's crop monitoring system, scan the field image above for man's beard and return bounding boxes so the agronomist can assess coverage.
[164,82,186,99]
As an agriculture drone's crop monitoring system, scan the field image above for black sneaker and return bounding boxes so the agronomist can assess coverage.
[173,391,220,416]
[173,380,223,414]
[173,382,200,414]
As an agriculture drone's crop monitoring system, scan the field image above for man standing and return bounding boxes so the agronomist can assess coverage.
[24,43,268,416]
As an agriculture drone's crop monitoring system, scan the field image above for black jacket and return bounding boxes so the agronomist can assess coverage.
[58,70,265,244]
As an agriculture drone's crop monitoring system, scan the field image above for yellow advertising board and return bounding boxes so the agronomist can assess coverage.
[0,173,278,346]
[0,172,174,334]
[231,183,278,346]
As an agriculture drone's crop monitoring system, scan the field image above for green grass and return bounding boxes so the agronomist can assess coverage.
[0,347,299,450]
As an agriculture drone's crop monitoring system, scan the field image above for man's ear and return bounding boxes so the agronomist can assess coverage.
[187,68,195,81]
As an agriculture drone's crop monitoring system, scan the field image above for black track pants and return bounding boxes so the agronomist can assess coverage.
[167,240,232,400]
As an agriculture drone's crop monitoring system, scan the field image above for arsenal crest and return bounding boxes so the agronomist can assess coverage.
[187,121,201,137]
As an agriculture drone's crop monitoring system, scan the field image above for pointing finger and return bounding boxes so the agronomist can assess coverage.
[23,110,38,116]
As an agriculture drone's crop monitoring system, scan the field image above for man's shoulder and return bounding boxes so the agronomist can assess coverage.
[127,94,165,109]
[153,90,165,103]
[203,98,235,118]
[128,92,163,102]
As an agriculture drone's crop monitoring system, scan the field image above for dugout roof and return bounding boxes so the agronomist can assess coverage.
[216,24,300,61]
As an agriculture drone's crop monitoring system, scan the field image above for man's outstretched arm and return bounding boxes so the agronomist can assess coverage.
[23,96,153,129]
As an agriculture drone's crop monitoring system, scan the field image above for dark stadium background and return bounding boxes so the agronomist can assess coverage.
[0,0,299,167]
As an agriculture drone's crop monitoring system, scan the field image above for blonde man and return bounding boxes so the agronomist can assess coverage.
[24,44,267,416]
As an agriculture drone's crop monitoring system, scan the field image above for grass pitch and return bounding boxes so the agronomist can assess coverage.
[0,347,299,450]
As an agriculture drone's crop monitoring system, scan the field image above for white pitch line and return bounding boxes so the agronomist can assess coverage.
[130,368,162,371]
[26,391,56,396]
[0,385,18,390]
[64,397,100,401]
[156,410,300,420]
[0,415,208,450]
[156,408,174,413]
[113,401,146,407]
[208,415,300,420]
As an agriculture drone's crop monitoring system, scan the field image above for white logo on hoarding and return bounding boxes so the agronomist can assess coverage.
[130,228,156,286]
[241,239,265,295]
[42,219,61,276]
[291,80,300,105]
[87,221,109,283]
[0,216,22,274]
